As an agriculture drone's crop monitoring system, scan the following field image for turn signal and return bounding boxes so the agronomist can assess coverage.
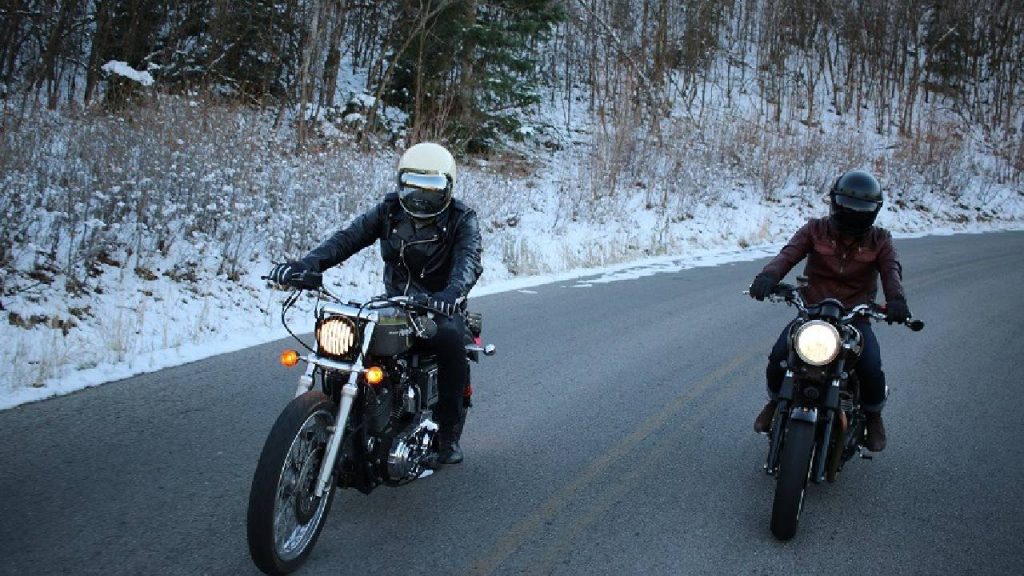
[364,366,384,386]
[279,349,300,368]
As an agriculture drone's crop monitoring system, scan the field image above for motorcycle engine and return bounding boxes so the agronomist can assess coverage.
[387,417,438,480]
[363,384,394,435]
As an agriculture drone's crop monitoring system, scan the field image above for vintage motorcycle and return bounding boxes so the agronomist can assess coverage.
[756,281,923,540]
[247,270,495,575]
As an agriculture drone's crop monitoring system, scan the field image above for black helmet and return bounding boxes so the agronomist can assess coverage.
[829,170,883,236]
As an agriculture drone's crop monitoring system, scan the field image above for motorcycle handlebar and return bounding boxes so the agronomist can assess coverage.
[390,294,456,318]
[855,304,926,331]
[755,282,925,332]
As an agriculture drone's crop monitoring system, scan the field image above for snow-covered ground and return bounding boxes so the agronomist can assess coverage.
[2,184,1021,411]
[2,87,1022,410]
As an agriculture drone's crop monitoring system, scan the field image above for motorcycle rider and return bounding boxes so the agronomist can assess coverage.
[747,169,910,452]
[268,142,483,465]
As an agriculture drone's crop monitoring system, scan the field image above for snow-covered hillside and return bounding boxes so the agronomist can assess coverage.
[2,95,1022,409]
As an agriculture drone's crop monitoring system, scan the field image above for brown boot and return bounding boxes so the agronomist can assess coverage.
[864,412,887,452]
[754,400,778,434]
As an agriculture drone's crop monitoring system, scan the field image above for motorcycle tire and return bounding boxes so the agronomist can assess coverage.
[247,391,338,575]
[770,418,816,541]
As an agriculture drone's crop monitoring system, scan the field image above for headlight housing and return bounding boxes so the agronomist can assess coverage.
[316,315,358,359]
[793,320,841,366]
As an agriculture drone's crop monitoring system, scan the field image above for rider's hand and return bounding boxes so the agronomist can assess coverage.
[268,261,307,286]
[749,272,780,301]
[429,287,461,316]
[885,297,910,324]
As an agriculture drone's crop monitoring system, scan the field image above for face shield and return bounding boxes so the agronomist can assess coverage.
[831,193,881,235]
[398,172,452,219]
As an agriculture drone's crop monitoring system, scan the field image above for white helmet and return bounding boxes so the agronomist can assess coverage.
[396,142,456,219]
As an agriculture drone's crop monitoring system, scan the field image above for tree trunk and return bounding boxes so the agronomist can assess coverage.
[36,0,79,109]
[84,0,112,105]
[296,0,324,148]
[455,0,476,141]
[320,0,347,108]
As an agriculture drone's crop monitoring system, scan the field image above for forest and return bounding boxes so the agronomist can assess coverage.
[2,1,1024,391]
[3,0,1022,151]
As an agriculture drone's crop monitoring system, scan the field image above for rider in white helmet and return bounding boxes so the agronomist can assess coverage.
[270,142,483,464]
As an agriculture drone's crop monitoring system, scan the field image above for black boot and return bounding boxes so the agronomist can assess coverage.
[864,412,887,452]
[437,406,468,465]
[437,431,463,465]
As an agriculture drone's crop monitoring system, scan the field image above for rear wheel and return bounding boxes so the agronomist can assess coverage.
[247,392,338,575]
[770,418,816,540]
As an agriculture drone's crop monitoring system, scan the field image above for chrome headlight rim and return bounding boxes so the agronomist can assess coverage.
[316,315,358,359]
[793,320,841,366]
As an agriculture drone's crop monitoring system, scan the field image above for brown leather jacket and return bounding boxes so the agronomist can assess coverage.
[761,217,905,308]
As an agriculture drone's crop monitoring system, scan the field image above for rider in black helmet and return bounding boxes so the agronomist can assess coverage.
[829,170,884,236]
[748,170,910,452]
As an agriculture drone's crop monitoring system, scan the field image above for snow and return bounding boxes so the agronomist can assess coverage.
[2,66,1023,411]
[2,218,1021,411]
[100,61,155,87]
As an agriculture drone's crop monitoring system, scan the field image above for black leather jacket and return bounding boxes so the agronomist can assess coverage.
[299,193,483,299]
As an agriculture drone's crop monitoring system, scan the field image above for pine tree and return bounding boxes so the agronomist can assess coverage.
[384,0,564,152]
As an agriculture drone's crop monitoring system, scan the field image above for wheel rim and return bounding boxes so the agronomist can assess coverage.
[273,408,334,562]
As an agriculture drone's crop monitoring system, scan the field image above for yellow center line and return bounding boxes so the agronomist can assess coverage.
[529,371,753,575]
[463,348,762,576]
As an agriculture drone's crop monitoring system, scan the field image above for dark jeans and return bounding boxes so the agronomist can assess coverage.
[765,320,886,412]
[420,314,468,432]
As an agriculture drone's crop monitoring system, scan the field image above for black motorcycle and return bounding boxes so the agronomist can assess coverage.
[247,270,495,575]
[756,281,923,540]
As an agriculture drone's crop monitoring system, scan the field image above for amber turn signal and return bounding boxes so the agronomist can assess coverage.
[279,349,300,368]
[364,366,384,386]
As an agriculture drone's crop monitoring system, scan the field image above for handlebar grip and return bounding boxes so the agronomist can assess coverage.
[292,270,323,290]
[772,283,797,297]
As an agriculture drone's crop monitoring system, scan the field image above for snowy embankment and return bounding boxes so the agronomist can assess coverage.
[1,104,1022,410]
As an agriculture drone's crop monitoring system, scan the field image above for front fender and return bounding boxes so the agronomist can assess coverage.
[789,406,818,424]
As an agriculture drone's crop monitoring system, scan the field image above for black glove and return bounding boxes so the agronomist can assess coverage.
[749,272,780,301]
[268,261,306,286]
[429,287,461,316]
[885,297,910,324]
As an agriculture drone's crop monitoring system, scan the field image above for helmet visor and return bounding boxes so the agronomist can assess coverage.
[399,172,449,192]
[833,193,881,213]
[399,172,451,218]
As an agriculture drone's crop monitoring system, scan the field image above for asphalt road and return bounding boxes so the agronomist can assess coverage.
[2,231,1022,576]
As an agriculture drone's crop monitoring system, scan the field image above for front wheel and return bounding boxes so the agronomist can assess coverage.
[247,392,338,575]
[770,418,816,540]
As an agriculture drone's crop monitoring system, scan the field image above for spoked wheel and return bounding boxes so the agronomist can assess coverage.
[248,392,338,575]
[770,418,816,540]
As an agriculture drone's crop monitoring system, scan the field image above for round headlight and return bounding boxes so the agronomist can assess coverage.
[317,316,357,358]
[793,320,841,366]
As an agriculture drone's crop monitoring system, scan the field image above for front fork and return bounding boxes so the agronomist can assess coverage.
[766,361,846,481]
[313,321,376,498]
[765,371,794,475]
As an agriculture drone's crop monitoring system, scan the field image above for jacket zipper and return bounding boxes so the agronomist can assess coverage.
[398,234,439,295]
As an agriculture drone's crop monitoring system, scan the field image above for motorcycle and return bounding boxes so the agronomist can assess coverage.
[247,269,495,575]
[755,280,923,540]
